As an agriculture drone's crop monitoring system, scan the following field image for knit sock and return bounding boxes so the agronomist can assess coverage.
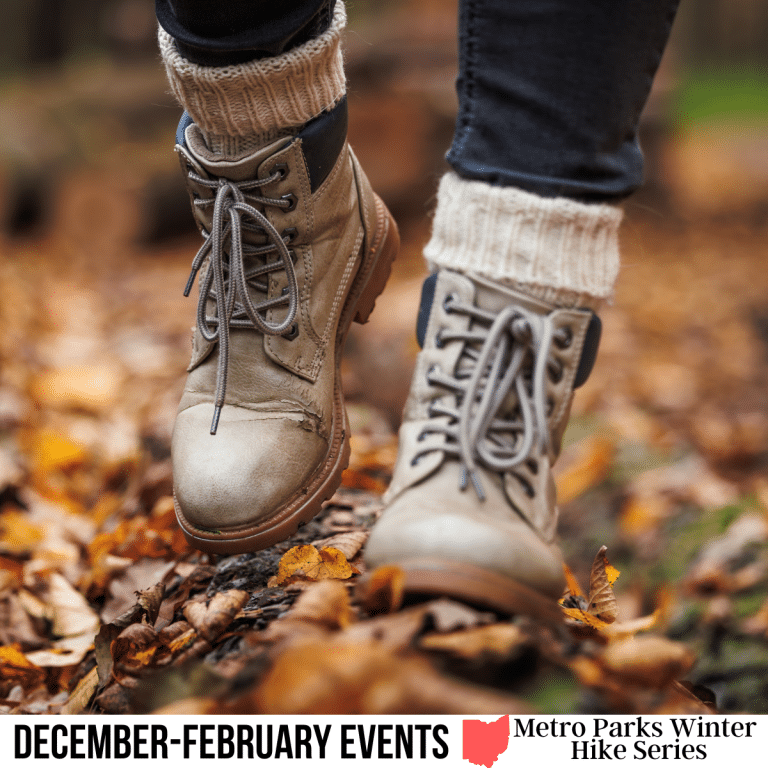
[424,172,622,310]
[158,1,346,156]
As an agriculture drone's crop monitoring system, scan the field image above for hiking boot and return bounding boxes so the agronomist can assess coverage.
[363,269,601,618]
[171,98,398,554]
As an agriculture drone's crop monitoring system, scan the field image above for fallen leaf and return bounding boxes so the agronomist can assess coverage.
[311,530,368,560]
[420,623,527,659]
[253,638,532,714]
[183,590,249,643]
[47,573,100,639]
[32,361,124,413]
[599,635,696,689]
[563,563,585,599]
[0,645,45,691]
[273,544,358,586]
[555,435,614,505]
[587,546,619,623]
[61,666,100,714]
[285,579,353,630]
[357,565,405,614]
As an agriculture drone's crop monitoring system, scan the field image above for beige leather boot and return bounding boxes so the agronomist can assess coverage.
[172,99,398,554]
[364,269,601,618]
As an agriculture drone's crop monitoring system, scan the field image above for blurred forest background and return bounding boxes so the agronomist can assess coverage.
[2,0,768,715]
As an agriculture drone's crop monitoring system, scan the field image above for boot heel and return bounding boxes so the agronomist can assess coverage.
[354,194,399,325]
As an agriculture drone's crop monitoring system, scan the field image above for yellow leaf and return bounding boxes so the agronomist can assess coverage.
[0,645,45,690]
[31,430,89,475]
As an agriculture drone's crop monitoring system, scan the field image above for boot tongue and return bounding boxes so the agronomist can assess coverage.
[184,123,293,182]
[468,272,555,317]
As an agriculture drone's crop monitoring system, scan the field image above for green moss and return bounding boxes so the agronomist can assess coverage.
[521,669,580,714]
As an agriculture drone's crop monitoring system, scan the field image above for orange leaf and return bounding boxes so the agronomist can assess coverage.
[555,435,614,505]
[274,545,357,586]
[562,563,585,599]
[561,606,615,632]
[357,565,405,614]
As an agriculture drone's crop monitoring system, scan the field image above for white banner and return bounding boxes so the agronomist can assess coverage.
[4,715,766,767]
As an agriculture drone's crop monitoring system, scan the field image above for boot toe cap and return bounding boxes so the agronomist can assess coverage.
[364,491,565,599]
[172,403,327,532]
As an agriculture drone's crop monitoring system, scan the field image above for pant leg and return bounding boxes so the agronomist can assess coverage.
[448,0,680,202]
[155,0,335,64]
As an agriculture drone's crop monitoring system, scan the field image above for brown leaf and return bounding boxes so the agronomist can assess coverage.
[420,623,527,660]
[311,530,368,560]
[183,590,249,643]
[136,583,165,627]
[587,546,619,623]
[286,580,352,630]
[599,635,696,689]
[253,638,531,715]
[61,666,99,714]
[111,623,159,671]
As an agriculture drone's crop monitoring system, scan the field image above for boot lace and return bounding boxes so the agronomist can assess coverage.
[413,294,572,501]
[183,167,299,434]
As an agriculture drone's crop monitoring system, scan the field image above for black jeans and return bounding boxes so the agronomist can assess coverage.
[156,0,680,202]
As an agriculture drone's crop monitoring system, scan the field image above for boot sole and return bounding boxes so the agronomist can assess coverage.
[176,194,399,554]
[357,558,565,627]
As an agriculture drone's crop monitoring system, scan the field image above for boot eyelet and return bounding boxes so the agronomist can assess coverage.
[435,328,446,348]
[281,193,298,212]
[548,361,564,383]
[555,327,573,349]
[410,456,422,467]
[272,163,289,181]
[426,364,440,383]
[443,293,458,313]
[284,323,299,340]
[282,227,298,243]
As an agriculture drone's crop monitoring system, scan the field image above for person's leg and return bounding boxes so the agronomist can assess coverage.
[156,0,334,64]
[159,1,399,554]
[365,0,680,614]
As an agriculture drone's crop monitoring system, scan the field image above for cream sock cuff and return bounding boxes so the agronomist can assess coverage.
[159,2,346,153]
[424,172,623,308]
